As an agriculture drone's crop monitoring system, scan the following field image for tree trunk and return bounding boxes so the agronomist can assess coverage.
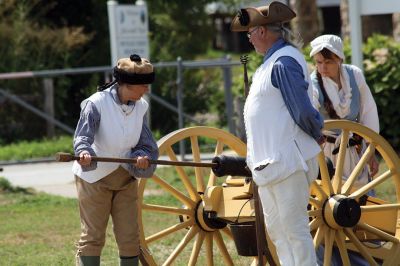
[361,15,392,40]
[393,13,400,42]
[289,0,319,45]
[340,0,350,40]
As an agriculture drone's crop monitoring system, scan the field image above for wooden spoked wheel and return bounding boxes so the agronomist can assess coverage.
[137,126,257,266]
[312,120,400,266]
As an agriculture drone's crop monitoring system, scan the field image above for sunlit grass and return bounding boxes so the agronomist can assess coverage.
[0,136,73,161]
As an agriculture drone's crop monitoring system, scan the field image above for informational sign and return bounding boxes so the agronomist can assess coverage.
[107,1,150,65]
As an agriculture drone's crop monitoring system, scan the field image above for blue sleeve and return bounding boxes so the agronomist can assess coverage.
[126,117,159,178]
[73,101,100,171]
[271,56,323,141]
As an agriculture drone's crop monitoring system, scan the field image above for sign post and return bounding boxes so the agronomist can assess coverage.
[107,0,150,65]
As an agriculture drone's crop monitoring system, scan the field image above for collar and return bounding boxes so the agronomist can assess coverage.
[110,84,135,106]
[263,38,288,62]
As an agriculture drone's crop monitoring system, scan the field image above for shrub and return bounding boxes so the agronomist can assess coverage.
[362,35,400,150]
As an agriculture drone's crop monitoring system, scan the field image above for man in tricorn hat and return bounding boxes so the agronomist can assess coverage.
[72,54,159,266]
[231,2,324,265]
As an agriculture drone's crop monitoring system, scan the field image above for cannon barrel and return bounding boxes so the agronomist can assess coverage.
[212,155,252,177]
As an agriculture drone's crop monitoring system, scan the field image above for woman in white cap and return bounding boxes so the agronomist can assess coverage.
[310,35,379,266]
[72,54,158,266]
[310,35,379,186]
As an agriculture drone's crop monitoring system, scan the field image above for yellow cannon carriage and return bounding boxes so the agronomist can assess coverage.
[136,120,400,266]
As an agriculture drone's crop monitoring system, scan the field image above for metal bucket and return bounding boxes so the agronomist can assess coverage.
[229,221,258,256]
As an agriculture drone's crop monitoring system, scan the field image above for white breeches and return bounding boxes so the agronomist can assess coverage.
[258,158,318,266]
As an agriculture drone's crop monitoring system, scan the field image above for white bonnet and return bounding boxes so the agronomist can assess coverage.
[310,34,344,60]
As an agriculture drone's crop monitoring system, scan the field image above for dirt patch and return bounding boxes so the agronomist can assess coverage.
[143,189,164,196]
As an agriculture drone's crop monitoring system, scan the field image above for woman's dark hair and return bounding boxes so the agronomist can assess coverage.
[316,48,340,119]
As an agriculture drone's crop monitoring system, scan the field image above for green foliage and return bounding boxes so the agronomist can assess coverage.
[0,135,73,161]
[149,55,230,135]
[231,51,262,99]
[147,0,215,61]
[0,0,94,143]
[145,0,228,135]
[0,0,240,143]
[0,0,92,71]
[361,35,400,150]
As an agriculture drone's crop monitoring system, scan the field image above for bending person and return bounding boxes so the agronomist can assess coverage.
[72,54,159,266]
[309,35,380,266]
[310,34,380,187]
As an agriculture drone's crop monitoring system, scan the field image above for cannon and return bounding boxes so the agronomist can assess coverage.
[134,120,400,266]
[57,119,400,265]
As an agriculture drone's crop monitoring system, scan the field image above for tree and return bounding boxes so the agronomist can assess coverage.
[145,0,228,134]
[393,13,400,42]
[0,0,93,143]
[289,0,319,45]
[0,0,92,72]
[147,0,216,61]
[340,0,350,39]
[0,0,240,142]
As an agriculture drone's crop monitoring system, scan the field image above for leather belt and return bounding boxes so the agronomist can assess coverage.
[325,135,363,155]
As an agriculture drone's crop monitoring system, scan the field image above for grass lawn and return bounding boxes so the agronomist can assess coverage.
[0,192,79,265]
[0,190,250,266]
[0,191,121,265]
[0,165,253,266]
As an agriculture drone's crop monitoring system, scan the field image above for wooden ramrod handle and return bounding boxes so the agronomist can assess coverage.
[55,152,216,168]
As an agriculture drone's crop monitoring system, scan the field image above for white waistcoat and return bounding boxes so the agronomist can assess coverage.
[72,88,148,183]
[244,45,321,186]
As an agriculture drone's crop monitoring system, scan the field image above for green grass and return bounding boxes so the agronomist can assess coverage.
[0,191,80,265]
[0,188,249,265]
[0,135,73,161]
[0,186,127,265]
[0,167,252,266]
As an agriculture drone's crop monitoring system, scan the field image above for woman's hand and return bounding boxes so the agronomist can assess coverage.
[368,155,379,177]
[135,156,150,169]
[317,135,326,145]
[78,151,92,166]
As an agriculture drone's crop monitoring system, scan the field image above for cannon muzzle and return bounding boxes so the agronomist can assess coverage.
[211,155,252,177]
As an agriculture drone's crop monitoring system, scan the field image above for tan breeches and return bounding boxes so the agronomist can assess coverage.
[75,166,140,257]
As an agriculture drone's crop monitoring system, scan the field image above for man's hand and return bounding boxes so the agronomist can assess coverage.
[135,156,150,169]
[78,151,91,166]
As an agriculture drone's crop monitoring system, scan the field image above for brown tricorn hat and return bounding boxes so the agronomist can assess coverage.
[230,1,296,32]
